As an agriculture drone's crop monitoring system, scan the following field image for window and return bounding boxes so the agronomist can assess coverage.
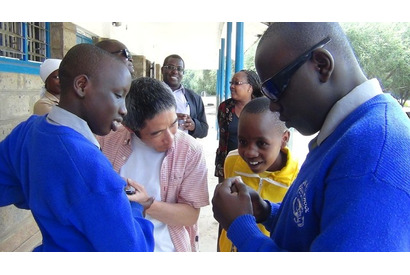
[76,32,93,45]
[0,22,50,74]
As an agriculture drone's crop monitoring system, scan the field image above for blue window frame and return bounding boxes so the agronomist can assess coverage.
[0,22,50,75]
[76,33,93,44]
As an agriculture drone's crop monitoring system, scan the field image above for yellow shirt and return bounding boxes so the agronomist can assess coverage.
[219,147,299,252]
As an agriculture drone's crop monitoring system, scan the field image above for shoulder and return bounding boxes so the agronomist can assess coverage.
[184,87,196,95]
[224,149,251,177]
[184,88,202,101]
[225,149,241,166]
[33,100,53,115]
[219,98,235,109]
[98,125,131,148]
[174,130,203,152]
[226,149,240,158]
[4,116,39,141]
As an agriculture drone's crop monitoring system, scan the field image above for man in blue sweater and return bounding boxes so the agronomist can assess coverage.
[212,22,410,251]
[0,44,154,251]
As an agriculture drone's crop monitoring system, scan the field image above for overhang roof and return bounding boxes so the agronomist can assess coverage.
[75,22,269,70]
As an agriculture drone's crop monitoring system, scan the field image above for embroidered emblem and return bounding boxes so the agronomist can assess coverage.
[292,180,310,227]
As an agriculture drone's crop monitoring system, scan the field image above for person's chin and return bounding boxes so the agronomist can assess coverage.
[249,163,266,174]
[156,145,171,152]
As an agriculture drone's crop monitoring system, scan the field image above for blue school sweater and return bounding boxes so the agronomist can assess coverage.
[0,116,154,251]
[227,94,410,251]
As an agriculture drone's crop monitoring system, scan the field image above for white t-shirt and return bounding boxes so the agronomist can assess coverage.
[119,133,175,252]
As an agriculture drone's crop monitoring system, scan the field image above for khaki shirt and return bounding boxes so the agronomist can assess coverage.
[33,91,59,115]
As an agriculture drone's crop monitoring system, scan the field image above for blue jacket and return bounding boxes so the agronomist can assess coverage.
[0,116,154,251]
[227,94,410,251]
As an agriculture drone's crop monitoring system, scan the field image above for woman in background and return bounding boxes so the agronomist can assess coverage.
[214,69,263,183]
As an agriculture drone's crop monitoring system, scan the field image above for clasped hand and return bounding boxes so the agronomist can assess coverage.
[124,178,154,216]
[212,176,270,230]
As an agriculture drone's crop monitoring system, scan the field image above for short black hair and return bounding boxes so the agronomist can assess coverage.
[59,43,122,93]
[259,22,357,63]
[123,77,176,133]
[241,97,287,132]
[163,54,185,68]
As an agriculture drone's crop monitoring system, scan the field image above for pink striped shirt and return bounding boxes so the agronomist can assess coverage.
[97,126,209,251]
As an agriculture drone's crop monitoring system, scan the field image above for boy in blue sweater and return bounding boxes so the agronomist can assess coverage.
[0,44,154,251]
[212,22,410,251]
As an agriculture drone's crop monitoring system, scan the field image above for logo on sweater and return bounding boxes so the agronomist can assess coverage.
[293,180,310,227]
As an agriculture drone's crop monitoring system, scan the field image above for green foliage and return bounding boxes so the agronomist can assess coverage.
[181,23,410,106]
[244,40,258,71]
[182,69,218,96]
[181,37,260,97]
[342,22,410,106]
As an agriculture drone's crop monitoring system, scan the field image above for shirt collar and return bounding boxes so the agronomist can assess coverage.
[47,105,100,148]
[316,78,383,146]
[173,84,185,94]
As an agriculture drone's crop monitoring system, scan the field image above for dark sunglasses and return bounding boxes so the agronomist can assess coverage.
[111,48,132,61]
[261,37,331,102]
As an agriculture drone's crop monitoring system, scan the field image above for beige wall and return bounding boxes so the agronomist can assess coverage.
[0,22,79,251]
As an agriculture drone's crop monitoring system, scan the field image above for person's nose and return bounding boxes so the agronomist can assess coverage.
[163,128,174,145]
[119,99,127,117]
[243,144,258,159]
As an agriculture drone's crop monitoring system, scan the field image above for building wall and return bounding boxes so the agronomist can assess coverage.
[0,22,78,252]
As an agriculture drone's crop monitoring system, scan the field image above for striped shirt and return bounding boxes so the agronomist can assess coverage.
[97,126,209,251]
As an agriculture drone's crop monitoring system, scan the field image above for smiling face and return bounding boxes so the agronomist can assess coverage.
[161,57,184,91]
[82,61,131,136]
[137,108,178,152]
[238,111,289,174]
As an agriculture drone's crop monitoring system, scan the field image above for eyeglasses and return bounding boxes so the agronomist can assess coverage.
[261,37,331,102]
[229,81,248,86]
[163,65,184,73]
[111,49,132,61]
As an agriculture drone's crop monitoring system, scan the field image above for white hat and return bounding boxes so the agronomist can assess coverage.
[40,58,62,82]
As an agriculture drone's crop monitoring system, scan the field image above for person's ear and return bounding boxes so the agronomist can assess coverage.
[73,75,89,98]
[312,48,334,83]
[281,130,290,148]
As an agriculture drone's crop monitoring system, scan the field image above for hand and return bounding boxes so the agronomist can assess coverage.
[212,177,253,230]
[177,113,195,131]
[125,178,154,216]
[246,186,271,223]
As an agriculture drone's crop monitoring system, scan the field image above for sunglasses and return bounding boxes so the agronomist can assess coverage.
[261,37,331,102]
[111,49,132,61]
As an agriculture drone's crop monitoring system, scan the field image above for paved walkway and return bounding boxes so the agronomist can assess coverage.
[197,97,219,252]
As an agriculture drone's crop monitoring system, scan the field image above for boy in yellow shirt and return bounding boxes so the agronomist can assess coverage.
[218,97,299,252]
